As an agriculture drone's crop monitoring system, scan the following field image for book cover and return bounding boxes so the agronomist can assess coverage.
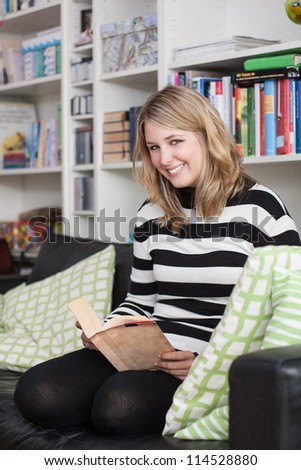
[0,100,37,169]
[244,54,301,72]
[67,297,174,371]
[264,79,277,156]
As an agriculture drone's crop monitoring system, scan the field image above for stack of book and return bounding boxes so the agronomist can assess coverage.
[103,111,131,163]
[174,36,281,61]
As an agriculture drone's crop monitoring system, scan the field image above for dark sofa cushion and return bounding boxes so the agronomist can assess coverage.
[27,234,133,310]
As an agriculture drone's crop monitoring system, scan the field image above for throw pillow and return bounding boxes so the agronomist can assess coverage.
[0,244,115,373]
[262,269,301,349]
[163,245,301,440]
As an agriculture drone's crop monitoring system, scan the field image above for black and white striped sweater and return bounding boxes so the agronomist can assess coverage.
[108,184,301,353]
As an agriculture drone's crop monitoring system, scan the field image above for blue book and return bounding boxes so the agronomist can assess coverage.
[295,79,301,153]
[264,79,277,156]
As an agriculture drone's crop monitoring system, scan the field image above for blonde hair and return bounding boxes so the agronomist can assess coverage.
[133,85,256,233]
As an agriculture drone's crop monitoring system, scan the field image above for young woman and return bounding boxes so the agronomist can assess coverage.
[14,85,301,435]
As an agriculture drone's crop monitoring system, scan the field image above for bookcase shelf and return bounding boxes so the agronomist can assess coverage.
[0,166,62,176]
[1,0,61,34]
[1,0,301,241]
[0,75,62,96]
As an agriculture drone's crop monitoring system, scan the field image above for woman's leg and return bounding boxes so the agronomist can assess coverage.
[91,370,181,435]
[14,348,117,428]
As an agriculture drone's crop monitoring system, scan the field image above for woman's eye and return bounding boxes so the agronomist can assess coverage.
[149,145,159,151]
[171,139,182,145]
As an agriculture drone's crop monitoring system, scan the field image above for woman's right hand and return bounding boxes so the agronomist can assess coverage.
[75,321,98,351]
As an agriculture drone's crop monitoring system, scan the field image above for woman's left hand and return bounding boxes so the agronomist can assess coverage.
[154,350,196,380]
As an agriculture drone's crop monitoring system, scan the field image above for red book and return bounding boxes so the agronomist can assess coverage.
[282,78,291,155]
[276,79,285,155]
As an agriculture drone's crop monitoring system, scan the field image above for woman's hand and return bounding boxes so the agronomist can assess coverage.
[154,350,196,380]
[75,321,98,351]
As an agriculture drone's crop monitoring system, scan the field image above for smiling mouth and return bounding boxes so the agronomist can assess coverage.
[167,163,185,175]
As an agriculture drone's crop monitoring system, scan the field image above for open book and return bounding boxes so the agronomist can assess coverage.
[67,298,175,371]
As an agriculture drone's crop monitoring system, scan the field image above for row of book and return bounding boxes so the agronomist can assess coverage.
[168,66,301,157]
[0,28,61,84]
[103,107,141,163]
[0,0,53,14]
[74,176,94,211]
[71,57,93,83]
[71,94,93,116]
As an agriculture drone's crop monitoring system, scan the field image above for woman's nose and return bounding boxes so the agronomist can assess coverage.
[160,148,173,166]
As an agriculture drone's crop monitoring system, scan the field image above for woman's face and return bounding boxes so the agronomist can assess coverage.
[144,120,205,188]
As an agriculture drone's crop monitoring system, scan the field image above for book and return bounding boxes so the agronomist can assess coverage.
[103,120,130,133]
[129,105,141,157]
[244,54,301,72]
[276,79,285,155]
[103,151,131,163]
[295,79,301,154]
[104,111,129,123]
[233,67,301,84]
[67,297,175,371]
[264,79,277,156]
[103,141,130,153]
[0,100,37,168]
[174,36,280,61]
[103,130,130,143]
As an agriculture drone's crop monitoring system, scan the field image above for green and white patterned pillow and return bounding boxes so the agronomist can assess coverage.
[262,269,301,349]
[163,245,301,441]
[0,244,115,373]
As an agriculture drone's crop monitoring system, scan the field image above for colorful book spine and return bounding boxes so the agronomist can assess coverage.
[276,79,285,155]
[289,79,296,154]
[240,87,248,157]
[264,79,277,156]
[295,79,301,153]
[247,86,255,156]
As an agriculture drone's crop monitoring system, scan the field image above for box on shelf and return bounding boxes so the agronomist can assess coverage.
[101,13,157,73]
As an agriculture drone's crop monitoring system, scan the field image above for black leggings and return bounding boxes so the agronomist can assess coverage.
[14,348,181,435]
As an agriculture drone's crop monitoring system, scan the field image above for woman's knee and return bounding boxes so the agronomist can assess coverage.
[14,365,58,427]
[90,371,178,435]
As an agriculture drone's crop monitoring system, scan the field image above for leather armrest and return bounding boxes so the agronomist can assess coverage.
[229,344,301,450]
[0,274,29,294]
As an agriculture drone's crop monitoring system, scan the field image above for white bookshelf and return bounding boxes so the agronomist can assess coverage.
[1,0,301,239]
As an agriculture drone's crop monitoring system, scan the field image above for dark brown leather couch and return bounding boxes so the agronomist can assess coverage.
[0,234,300,449]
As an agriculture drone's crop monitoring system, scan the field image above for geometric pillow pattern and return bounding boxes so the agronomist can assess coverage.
[262,269,301,350]
[163,245,301,441]
[0,245,115,373]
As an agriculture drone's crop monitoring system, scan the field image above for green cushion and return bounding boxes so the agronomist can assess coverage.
[0,245,115,372]
[163,245,301,441]
[262,269,301,349]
